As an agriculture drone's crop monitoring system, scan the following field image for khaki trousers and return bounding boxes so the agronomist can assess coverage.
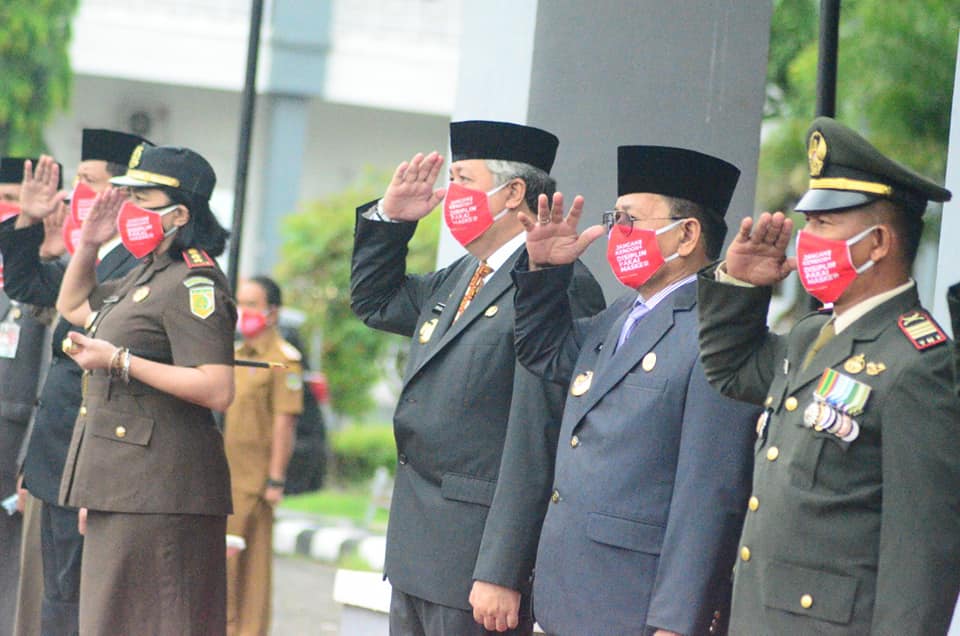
[226,492,274,636]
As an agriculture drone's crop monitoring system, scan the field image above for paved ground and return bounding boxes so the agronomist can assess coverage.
[271,555,341,635]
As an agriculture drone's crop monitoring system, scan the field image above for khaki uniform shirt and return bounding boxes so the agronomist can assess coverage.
[224,329,303,495]
[59,248,237,515]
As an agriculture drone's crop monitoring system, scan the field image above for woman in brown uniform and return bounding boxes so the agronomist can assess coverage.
[55,145,236,635]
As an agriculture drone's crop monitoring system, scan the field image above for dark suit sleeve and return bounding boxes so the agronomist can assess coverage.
[696,266,786,405]
[872,348,960,633]
[474,263,605,590]
[512,256,605,386]
[646,359,757,634]
[350,203,457,337]
[0,218,65,307]
[949,282,959,396]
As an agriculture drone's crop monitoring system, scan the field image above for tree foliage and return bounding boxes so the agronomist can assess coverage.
[0,1,78,155]
[275,168,440,419]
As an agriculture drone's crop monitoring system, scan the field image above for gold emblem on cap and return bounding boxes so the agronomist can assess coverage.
[128,143,145,169]
[570,371,593,396]
[865,361,887,376]
[843,354,866,374]
[418,318,438,344]
[641,352,657,372]
[808,130,827,177]
[484,305,499,317]
[132,286,150,303]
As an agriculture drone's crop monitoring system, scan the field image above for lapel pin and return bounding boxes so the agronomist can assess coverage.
[484,305,499,317]
[570,371,593,396]
[641,352,657,372]
[843,353,866,374]
[865,361,886,376]
[132,286,151,303]
[418,318,438,344]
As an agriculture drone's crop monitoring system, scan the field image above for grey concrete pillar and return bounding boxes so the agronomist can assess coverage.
[444,0,771,300]
[932,36,960,336]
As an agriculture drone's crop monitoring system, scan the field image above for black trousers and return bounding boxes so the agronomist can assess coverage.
[389,587,533,636]
[39,502,81,636]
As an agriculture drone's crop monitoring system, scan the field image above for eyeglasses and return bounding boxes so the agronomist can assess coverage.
[602,210,686,235]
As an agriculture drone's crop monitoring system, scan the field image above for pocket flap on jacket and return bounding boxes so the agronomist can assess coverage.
[762,560,857,624]
[89,411,154,447]
[440,473,496,507]
[586,512,664,554]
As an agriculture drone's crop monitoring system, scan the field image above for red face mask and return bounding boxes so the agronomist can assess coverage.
[0,201,20,223]
[606,220,682,289]
[237,308,269,339]
[795,226,876,305]
[70,182,97,225]
[442,181,510,248]
[116,201,178,259]
[62,212,83,256]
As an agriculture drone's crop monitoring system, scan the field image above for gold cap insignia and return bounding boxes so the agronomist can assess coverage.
[128,143,145,169]
[570,371,593,396]
[808,131,827,177]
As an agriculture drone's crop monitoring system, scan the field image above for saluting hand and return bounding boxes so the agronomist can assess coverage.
[39,202,69,259]
[63,332,116,371]
[18,156,66,225]
[724,211,796,285]
[379,151,446,222]
[79,188,125,249]
[518,192,606,270]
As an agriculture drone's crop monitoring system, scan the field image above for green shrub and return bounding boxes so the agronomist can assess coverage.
[330,424,396,484]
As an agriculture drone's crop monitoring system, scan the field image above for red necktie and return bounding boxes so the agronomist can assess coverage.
[455,262,493,321]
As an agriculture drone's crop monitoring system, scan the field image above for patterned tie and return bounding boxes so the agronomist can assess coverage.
[454,262,493,321]
[801,320,836,371]
[615,299,650,351]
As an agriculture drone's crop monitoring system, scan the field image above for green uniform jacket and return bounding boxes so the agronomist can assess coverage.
[697,267,960,635]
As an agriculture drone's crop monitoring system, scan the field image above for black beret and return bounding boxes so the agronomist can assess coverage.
[617,146,741,218]
[450,120,559,174]
[0,157,62,189]
[81,129,152,165]
[111,144,216,200]
[796,117,951,214]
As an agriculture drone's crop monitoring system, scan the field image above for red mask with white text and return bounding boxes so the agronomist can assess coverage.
[237,308,269,339]
[70,182,97,225]
[606,220,682,289]
[442,181,510,248]
[116,201,178,259]
[62,212,83,256]
[795,226,876,304]
[0,202,20,223]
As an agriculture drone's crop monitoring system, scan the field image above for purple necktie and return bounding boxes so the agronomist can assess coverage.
[616,300,649,351]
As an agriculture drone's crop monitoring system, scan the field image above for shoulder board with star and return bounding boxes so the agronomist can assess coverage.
[183,248,215,269]
[279,340,302,362]
[898,310,947,351]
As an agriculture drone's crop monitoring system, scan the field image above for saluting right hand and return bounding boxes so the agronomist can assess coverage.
[724,211,796,285]
[79,188,125,249]
[517,192,606,270]
[18,156,65,225]
[379,151,446,222]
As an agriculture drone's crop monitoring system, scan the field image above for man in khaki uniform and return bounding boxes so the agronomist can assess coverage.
[224,275,303,636]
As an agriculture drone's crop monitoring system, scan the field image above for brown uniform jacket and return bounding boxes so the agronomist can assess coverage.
[224,330,303,495]
[59,249,236,515]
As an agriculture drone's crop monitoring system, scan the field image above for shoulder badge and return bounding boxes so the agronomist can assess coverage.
[279,340,302,361]
[898,310,947,351]
[183,248,215,269]
[188,282,216,319]
[183,275,215,289]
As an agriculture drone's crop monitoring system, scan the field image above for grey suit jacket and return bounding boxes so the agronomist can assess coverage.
[513,262,757,636]
[698,268,960,635]
[350,205,604,611]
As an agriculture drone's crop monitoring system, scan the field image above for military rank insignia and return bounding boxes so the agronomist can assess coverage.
[898,310,946,350]
[183,276,215,319]
[183,248,215,269]
[802,368,872,443]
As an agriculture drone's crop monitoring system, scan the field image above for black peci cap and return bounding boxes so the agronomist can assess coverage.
[81,129,152,165]
[0,157,62,188]
[111,144,216,200]
[796,117,951,214]
[449,120,559,173]
[617,146,741,218]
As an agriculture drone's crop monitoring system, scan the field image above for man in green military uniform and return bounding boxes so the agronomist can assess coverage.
[697,117,960,634]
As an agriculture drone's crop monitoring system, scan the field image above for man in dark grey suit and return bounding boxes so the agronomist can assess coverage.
[351,120,604,635]
[511,146,758,635]
[0,130,146,635]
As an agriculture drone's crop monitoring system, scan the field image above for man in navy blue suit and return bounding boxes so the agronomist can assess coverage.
[510,146,758,635]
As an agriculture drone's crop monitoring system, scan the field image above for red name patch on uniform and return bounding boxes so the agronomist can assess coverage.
[898,310,947,350]
[183,248,215,269]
